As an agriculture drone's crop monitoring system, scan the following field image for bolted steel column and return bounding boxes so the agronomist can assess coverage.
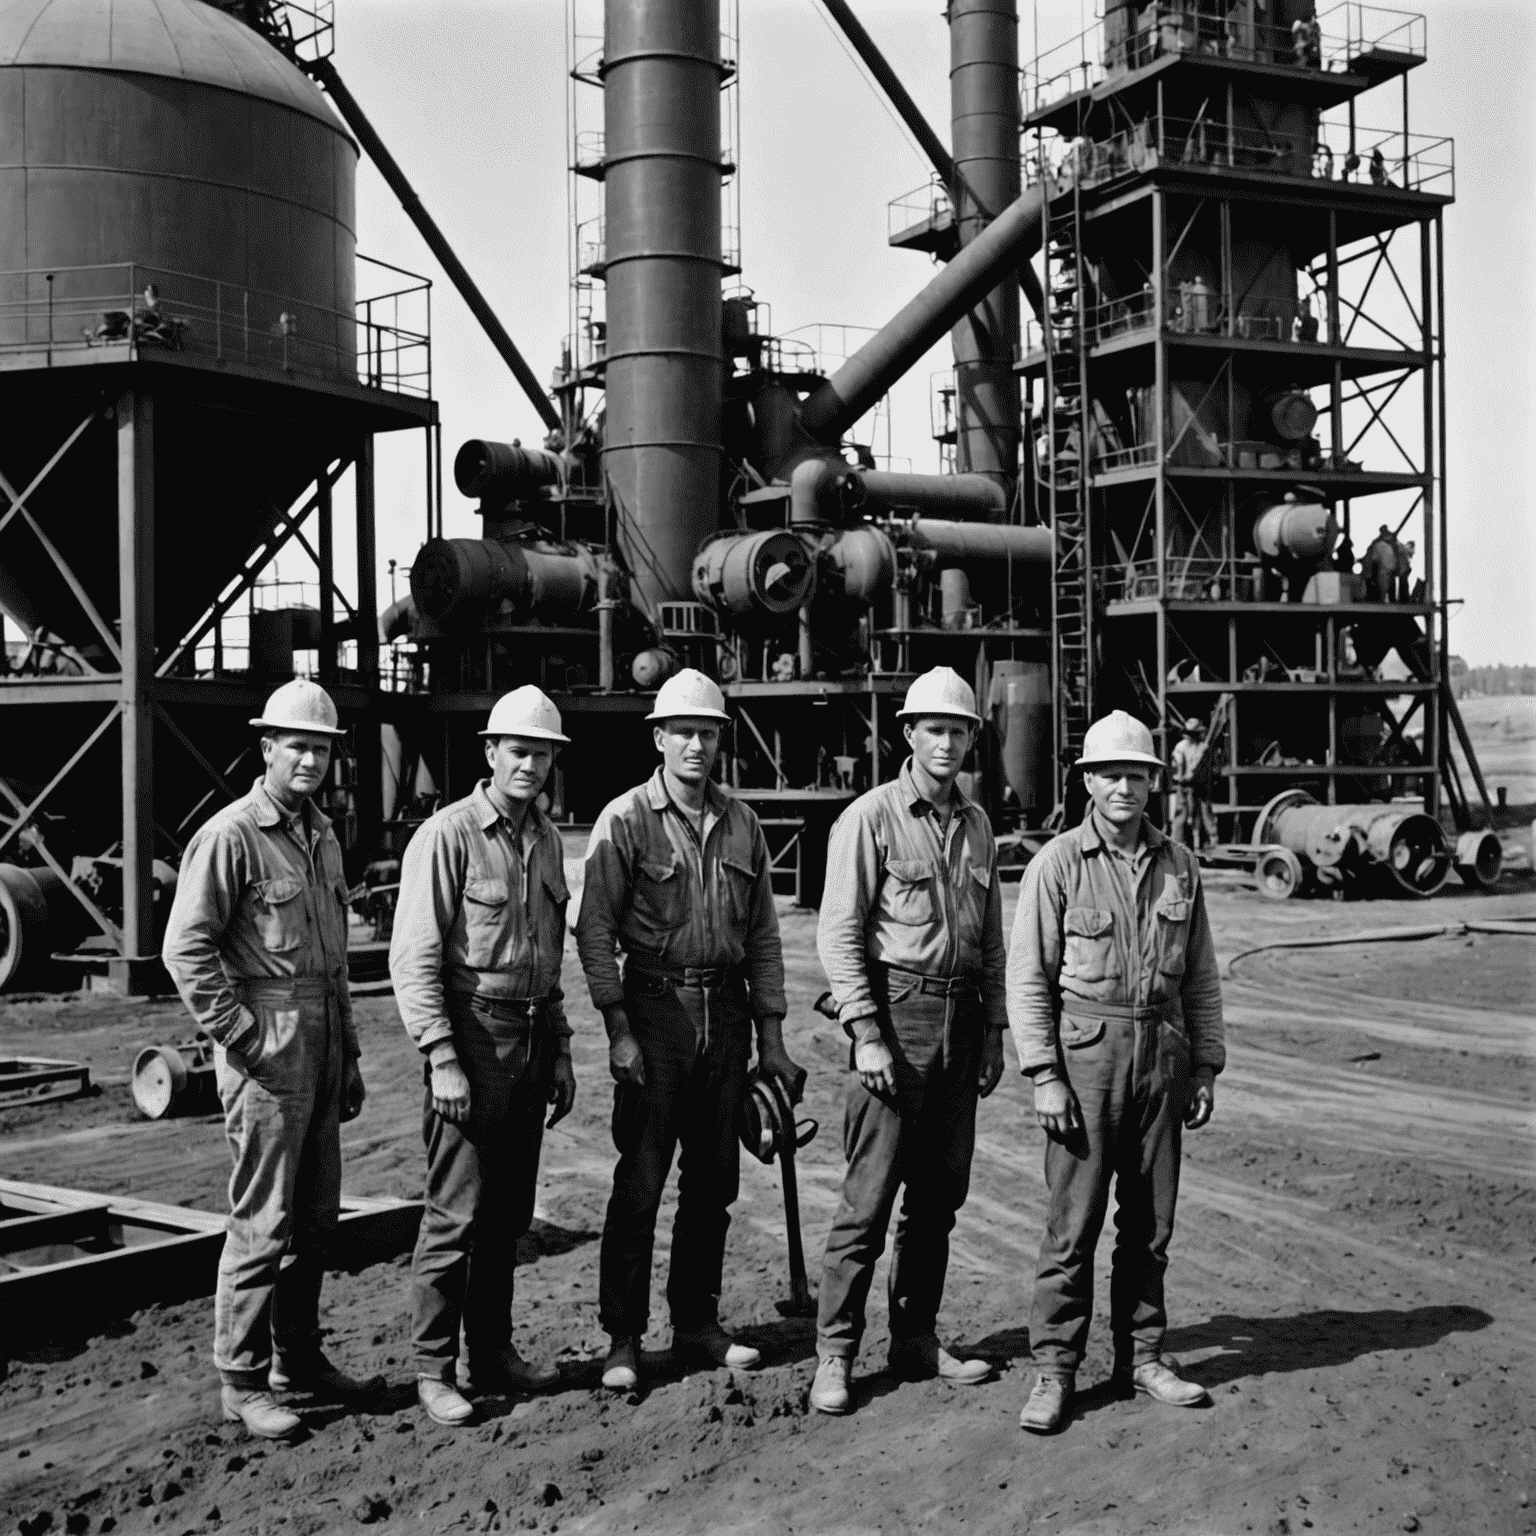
[117,390,155,981]
[602,0,726,608]
[949,0,1021,498]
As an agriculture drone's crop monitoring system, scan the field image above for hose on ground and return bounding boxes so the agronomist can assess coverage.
[1223,914,1536,977]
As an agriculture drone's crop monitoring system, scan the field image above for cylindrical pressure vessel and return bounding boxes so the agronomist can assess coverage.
[410,538,596,627]
[454,440,564,501]
[692,531,816,616]
[988,659,1051,813]
[1253,498,1338,567]
[826,527,896,602]
[602,0,726,606]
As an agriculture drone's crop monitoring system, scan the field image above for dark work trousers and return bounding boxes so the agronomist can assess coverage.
[597,974,752,1340]
[1028,1008,1190,1375]
[816,971,981,1360]
[410,996,554,1383]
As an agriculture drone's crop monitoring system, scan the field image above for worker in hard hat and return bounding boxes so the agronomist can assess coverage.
[1008,710,1225,1434]
[809,666,1005,1416]
[388,685,578,1427]
[575,667,801,1393]
[162,679,380,1441]
[1169,717,1218,853]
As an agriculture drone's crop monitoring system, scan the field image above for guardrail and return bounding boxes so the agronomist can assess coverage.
[0,258,431,397]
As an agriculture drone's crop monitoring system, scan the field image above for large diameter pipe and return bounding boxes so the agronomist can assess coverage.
[454,440,564,501]
[905,517,1052,567]
[813,0,1044,323]
[799,183,1046,444]
[602,0,726,608]
[1255,791,1452,897]
[306,59,561,435]
[410,538,596,627]
[693,530,817,616]
[789,458,1008,523]
[949,0,1022,486]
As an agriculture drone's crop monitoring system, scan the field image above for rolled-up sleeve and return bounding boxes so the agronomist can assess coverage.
[741,819,787,1021]
[1180,875,1225,1073]
[815,806,884,1042]
[161,828,257,1050]
[388,820,464,1054]
[574,809,631,1011]
[1005,848,1066,1074]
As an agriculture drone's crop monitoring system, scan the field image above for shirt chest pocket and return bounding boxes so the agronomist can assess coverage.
[1155,897,1191,977]
[252,877,306,954]
[881,860,938,927]
[1062,906,1117,983]
[632,854,685,939]
[462,875,509,968]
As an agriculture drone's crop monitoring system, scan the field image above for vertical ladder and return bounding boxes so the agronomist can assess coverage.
[1045,183,1093,784]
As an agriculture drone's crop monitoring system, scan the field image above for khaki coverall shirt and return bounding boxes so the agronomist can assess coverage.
[162,778,358,1056]
[1006,810,1225,1076]
[817,758,1008,1046]
[389,781,572,1056]
[575,769,787,1022]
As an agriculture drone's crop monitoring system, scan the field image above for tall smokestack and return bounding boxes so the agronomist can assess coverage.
[948,0,1021,496]
[602,0,726,609]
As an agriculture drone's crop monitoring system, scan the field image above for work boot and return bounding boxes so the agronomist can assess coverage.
[458,1345,560,1397]
[887,1335,993,1386]
[601,1336,639,1392]
[417,1375,475,1427]
[1018,1371,1074,1434]
[269,1353,385,1403]
[672,1322,762,1371]
[808,1355,852,1416]
[221,1386,302,1441]
[1132,1357,1210,1407]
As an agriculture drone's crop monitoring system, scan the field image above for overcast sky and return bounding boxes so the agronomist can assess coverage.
[333,0,1533,665]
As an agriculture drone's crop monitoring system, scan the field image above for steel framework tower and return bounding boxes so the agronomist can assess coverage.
[1019,0,1479,842]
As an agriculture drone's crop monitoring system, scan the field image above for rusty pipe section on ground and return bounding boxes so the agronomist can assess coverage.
[1253,791,1453,897]
[409,538,598,628]
[799,183,1046,445]
[949,0,1021,487]
[602,0,726,608]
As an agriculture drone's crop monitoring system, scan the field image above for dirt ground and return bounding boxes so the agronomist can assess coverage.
[1,873,1533,1536]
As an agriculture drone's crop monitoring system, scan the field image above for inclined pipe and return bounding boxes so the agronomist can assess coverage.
[813,0,1044,323]
[307,59,561,435]
[799,184,1047,444]
[602,0,726,608]
[949,0,1022,485]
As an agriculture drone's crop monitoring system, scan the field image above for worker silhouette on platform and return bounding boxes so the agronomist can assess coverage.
[1169,717,1218,852]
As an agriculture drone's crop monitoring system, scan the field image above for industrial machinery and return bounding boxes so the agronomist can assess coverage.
[0,0,1501,984]
[1018,0,1494,844]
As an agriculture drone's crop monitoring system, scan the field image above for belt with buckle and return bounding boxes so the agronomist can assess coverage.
[881,964,981,998]
[459,992,549,1024]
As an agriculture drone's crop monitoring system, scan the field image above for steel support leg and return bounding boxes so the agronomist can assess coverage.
[352,436,381,873]
[116,390,156,994]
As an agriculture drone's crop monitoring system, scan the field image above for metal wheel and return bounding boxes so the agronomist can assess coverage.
[1255,845,1304,901]
[131,1045,189,1120]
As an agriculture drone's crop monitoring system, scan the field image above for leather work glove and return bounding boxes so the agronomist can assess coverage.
[854,1038,897,1097]
[430,1056,472,1124]
[341,1057,367,1122]
[547,1052,577,1129]
[603,1006,646,1087]
[1033,1075,1082,1140]
[978,1029,1005,1099]
[1185,1066,1216,1130]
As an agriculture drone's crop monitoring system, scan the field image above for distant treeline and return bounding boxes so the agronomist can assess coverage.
[1449,661,1536,697]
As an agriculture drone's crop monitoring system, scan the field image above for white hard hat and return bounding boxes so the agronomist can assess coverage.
[479,685,570,743]
[646,667,729,723]
[1077,710,1164,770]
[249,678,346,737]
[896,666,981,725]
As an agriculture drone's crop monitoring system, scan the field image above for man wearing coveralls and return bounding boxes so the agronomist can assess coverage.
[162,679,380,1442]
[575,668,804,1394]
[389,686,578,1427]
[1169,717,1218,852]
[1010,710,1225,1434]
[809,666,1005,1417]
